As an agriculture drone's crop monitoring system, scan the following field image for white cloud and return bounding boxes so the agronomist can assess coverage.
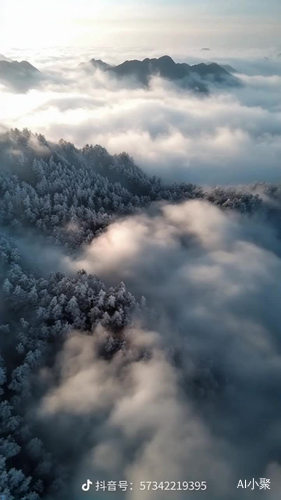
[1,58,281,184]
[41,325,232,499]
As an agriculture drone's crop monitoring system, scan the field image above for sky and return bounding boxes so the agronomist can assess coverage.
[1,0,281,56]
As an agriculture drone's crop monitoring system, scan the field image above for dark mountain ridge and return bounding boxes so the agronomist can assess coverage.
[90,54,240,91]
[0,59,40,92]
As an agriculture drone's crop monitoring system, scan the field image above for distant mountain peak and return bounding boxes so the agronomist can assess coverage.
[158,55,175,62]
[90,58,112,70]
[88,54,240,93]
[0,59,41,92]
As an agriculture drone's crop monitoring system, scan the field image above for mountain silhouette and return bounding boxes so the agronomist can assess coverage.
[89,58,112,71]
[90,55,239,92]
[0,60,41,92]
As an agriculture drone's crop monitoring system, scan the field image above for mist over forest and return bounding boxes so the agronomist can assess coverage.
[1,41,281,500]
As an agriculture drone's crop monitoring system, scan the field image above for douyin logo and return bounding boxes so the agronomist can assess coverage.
[82,479,93,491]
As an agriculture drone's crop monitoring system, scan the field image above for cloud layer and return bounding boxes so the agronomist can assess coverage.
[0,54,281,184]
[38,199,281,499]
[41,325,231,499]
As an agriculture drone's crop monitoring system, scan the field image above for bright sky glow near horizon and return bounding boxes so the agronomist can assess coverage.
[1,0,281,58]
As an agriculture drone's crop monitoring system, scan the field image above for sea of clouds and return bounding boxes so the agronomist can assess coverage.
[0,49,281,185]
[38,199,281,499]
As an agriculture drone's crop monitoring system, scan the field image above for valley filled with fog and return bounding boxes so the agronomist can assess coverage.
[1,50,281,184]
[1,45,281,500]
